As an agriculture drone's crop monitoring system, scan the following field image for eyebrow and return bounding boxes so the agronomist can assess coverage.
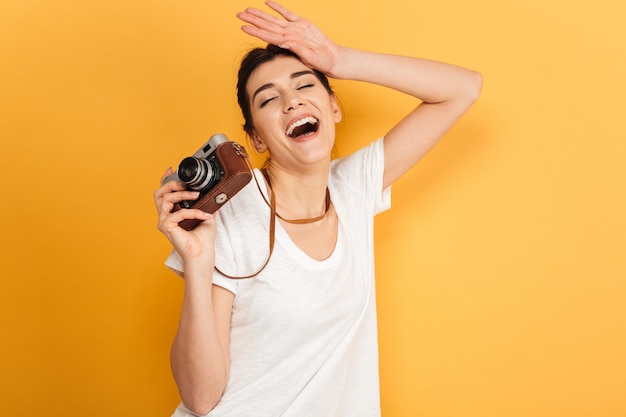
[251,70,316,103]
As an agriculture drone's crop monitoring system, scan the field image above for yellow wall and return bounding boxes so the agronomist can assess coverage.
[1,0,624,415]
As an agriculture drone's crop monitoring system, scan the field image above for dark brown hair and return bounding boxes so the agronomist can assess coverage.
[236,44,334,136]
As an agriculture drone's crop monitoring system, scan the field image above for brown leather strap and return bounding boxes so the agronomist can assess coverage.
[262,169,331,224]
[213,165,330,279]
[213,165,276,280]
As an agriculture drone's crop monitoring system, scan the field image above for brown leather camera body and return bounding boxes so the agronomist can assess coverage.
[173,141,252,230]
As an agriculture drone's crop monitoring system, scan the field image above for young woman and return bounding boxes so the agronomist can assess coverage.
[154,2,482,416]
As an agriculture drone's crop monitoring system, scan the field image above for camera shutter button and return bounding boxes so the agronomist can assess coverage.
[215,193,228,204]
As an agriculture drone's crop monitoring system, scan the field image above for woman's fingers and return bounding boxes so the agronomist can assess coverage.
[239,24,282,46]
[158,208,212,234]
[156,191,199,221]
[159,190,199,207]
[154,170,184,200]
[237,2,308,46]
[239,6,288,29]
[238,11,282,32]
[237,2,339,75]
[153,168,217,261]
[160,167,174,184]
[154,172,191,202]
[154,169,201,224]
[265,1,300,23]
[237,10,287,46]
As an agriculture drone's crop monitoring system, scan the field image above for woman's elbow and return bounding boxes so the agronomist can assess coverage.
[465,70,483,103]
[182,392,223,417]
[177,372,229,416]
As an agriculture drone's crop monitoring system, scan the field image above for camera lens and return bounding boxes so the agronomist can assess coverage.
[178,157,218,191]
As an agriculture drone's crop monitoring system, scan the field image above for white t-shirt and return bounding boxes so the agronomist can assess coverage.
[166,138,391,417]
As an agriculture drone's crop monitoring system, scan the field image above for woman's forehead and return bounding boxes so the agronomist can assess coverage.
[247,56,312,92]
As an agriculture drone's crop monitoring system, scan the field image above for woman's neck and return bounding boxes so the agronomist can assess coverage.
[264,163,330,220]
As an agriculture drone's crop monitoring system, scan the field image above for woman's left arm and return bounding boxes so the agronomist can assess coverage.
[334,49,483,189]
[238,1,482,189]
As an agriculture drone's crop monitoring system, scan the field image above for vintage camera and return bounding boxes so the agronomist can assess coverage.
[163,133,252,230]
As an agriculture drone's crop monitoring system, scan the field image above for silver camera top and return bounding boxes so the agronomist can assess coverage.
[191,133,229,159]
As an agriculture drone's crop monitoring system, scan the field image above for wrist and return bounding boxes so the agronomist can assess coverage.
[327,45,352,79]
[327,46,375,81]
[182,255,215,279]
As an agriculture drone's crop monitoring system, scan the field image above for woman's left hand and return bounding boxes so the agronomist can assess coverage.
[237,1,342,77]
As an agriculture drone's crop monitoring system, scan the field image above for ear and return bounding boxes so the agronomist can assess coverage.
[250,132,267,153]
[330,95,342,123]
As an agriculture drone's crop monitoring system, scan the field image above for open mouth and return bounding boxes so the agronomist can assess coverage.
[285,116,319,139]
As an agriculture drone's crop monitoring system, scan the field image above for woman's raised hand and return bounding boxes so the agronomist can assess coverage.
[237,1,342,77]
[154,168,217,265]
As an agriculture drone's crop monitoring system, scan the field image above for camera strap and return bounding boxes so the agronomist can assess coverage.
[214,163,330,279]
[213,158,277,279]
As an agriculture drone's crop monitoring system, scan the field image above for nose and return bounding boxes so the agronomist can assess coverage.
[283,93,305,113]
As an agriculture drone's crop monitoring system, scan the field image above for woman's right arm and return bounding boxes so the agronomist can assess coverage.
[154,169,234,415]
[170,264,234,415]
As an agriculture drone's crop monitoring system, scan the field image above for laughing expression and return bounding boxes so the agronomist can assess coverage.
[247,56,342,171]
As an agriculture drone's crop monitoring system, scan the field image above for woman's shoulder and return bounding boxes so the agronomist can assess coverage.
[330,138,385,183]
[328,137,388,210]
[331,138,384,171]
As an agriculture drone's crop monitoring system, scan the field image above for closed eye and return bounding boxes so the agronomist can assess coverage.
[260,96,277,108]
[258,82,315,108]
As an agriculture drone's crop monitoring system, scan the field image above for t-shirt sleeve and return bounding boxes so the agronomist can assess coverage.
[331,137,391,216]
[164,249,184,277]
[163,248,239,295]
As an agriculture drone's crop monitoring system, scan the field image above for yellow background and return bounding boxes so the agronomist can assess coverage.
[1,0,625,415]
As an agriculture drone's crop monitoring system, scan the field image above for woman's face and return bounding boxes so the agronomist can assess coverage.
[246,56,342,172]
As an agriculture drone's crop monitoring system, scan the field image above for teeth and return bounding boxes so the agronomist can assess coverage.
[285,116,318,137]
